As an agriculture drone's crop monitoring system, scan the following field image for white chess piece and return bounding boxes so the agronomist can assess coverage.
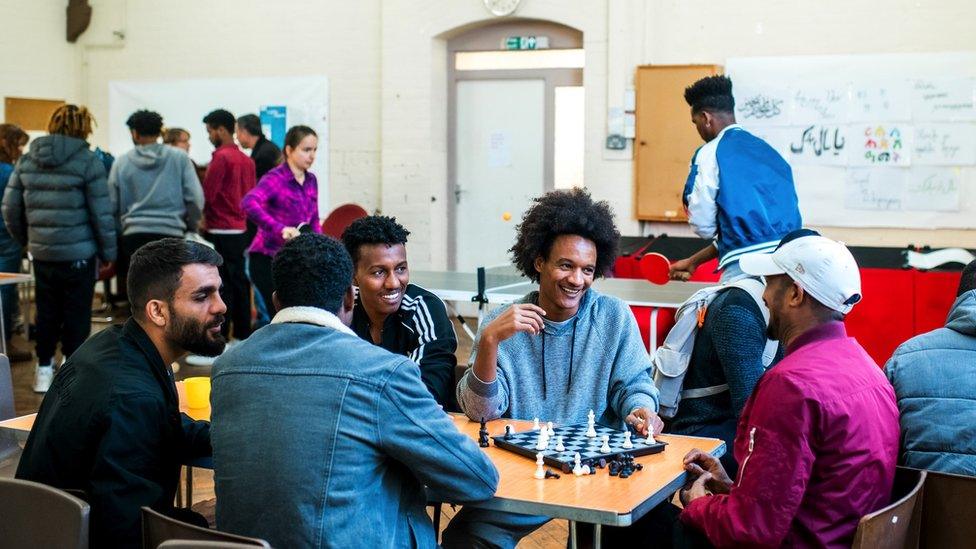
[646,424,656,445]
[581,465,591,475]
[532,417,540,430]
[600,435,611,454]
[536,430,550,450]
[534,452,546,479]
[586,410,597,438]
[572,452,583,476]
[546,421,555,437]
[555,435,565,452]
[623,431,633,449]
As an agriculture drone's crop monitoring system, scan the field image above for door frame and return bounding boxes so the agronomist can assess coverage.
[446,22,583,270]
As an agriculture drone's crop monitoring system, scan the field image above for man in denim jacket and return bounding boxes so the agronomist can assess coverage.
[210,234,499,548]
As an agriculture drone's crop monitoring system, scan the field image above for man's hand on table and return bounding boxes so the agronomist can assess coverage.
[683,448,733,495]
[625,407,664,437]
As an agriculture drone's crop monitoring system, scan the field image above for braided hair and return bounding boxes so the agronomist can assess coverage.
[47,104,96,140]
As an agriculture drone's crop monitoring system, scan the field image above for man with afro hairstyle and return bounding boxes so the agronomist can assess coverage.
[341,215,459,409]
[671,75,801,283]
[444,188,662,548]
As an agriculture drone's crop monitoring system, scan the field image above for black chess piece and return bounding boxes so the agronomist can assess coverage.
[478,417,490,448]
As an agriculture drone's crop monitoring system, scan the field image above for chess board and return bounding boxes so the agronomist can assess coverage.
[491,423,667,473]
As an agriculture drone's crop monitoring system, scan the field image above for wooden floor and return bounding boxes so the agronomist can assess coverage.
[6,303,569,548]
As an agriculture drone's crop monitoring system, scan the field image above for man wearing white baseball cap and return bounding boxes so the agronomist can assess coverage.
[676,229,900,548]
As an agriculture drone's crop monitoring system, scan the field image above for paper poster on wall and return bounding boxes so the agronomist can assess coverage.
[785,124,849,166]
[790,84,850,125]
[852,124,912,166]
[487,131,512,168]
[734,85,791,126]
[850,80,911,122]
[845,168,904,211]
[259,106,287,148]
[913,123,976,166]
[905,167,962,211]
[912,78,976,121]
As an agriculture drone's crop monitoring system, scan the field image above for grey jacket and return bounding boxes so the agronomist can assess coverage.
[2,135,116,262]
[886,290,976,476]
[108,143,203,237]
[211,306,499,549]
[457,288,660,428]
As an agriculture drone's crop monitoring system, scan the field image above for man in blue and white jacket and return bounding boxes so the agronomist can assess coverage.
[670,75,801,282]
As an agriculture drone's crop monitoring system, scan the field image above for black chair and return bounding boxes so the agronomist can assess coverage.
[141,506,270,549]
[917,468,976,548]
[0,478,90,549]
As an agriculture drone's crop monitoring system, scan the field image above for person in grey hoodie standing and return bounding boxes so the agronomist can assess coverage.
[109,110,203,293]
[444,188,663,549]
[886,259,976,476]
[2,105,116,392]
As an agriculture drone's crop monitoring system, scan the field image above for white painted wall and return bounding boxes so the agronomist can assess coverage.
[2,0,975,267]
[0,0,80,121]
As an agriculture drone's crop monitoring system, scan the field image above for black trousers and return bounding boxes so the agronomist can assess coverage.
[118,232,174,300]
[203,232,251,340]
[33,257,96,365]
[247,252,275,322]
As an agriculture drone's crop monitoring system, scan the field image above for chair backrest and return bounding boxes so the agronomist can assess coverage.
[0,478,90,549]
[320,203,368,238]
[0,354,18,462]
[158,541,266,549]
[918,468,976,549]
[852,467,926,549]
[142,507,270,549]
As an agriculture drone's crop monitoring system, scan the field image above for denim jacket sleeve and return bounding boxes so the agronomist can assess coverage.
[378,359,499,503]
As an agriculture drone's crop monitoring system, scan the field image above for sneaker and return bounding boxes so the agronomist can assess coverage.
[33,364,54,393]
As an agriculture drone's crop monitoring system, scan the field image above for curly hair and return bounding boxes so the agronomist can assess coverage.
[510,188,620,282]
[202,109,235,134]
[126,109,164,136]
[684,75,735,113]
[273,233,353,313]
[48,104,96,139]
[0,123,28,164]
[340,215,410,264]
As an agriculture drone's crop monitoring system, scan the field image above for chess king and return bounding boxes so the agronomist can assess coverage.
[445,189,663,548]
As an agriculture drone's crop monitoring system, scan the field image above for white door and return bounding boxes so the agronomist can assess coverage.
[455,79,546,271]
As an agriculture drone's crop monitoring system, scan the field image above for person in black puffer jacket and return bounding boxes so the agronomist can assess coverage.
[2,104,117,393]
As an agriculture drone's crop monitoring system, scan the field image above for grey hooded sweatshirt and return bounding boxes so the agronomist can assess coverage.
[2,134,116,262]
[108,143,203,237]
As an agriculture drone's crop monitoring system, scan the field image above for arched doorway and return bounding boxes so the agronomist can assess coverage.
[447,20,584,270]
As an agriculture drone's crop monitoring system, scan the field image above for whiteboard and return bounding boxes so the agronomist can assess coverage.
[108,76,330,215]
[727,53,976,229]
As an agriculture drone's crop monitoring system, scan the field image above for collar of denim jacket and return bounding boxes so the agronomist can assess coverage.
[271,306,357,336]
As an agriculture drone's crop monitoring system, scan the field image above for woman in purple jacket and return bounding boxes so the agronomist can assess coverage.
[242,125,321,320]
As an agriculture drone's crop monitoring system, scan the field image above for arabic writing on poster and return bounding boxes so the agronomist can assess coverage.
[845,169,904,211]
[905,168,962,212]
[913,124,976,166]
[912,78,976,121]
[786,125,848,165]
[854,124,912,166]
[735,85,791,126]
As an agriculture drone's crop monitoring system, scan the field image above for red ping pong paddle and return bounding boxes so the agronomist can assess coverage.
[639,252,671,285]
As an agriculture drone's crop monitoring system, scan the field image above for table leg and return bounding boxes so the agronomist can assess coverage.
[649,307,659,354]
[175,470,183,507]
[569,520,578,549]
[593,523,602,549]
[0,290,6,356]
[185,465,193,508]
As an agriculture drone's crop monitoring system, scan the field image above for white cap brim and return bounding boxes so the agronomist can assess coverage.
[739,252,784,276]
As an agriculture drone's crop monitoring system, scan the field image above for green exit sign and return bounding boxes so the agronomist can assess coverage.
[504,35,549,50]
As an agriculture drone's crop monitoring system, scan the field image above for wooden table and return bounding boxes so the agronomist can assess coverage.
[449,416,725,548]
[2,403,725,548]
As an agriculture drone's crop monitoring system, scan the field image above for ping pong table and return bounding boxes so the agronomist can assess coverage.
[409,267,710,352]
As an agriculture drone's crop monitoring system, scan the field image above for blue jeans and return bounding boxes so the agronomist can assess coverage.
[0,239,22,341]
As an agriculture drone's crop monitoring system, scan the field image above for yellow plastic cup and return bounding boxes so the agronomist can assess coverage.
[183,376,211,410]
